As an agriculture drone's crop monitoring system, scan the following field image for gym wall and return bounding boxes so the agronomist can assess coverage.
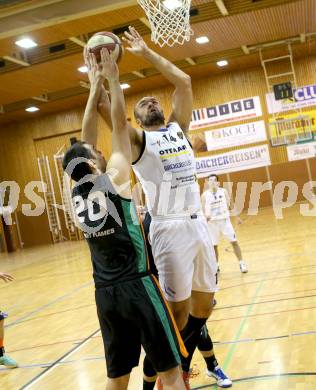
[0,55,315,247]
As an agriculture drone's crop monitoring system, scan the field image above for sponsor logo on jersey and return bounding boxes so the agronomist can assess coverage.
[177,131,184,140]
[151,133,178,147]
[159,144,187,156]
[84,228,115,239]
[164,160,192,171]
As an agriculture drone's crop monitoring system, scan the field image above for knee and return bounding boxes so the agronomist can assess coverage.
[192,307,212,319]
[191,294,214,319]
[106,374,129,390]
[159,365,182,386]
[173,310,188,331]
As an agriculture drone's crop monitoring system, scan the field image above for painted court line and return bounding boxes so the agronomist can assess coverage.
[19,329,100,390]
[216,292,316,311]
[222,279,264,371]
[192,372,316,389]
[6,281,93,328]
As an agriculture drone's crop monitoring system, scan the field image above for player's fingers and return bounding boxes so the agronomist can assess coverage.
[88,53,94,69]
[131,26,141,39]
[100,48,106,63]
[109,50,116,62]
[124,30,135,41]
[129,26,137,38]
[101,48,110,63]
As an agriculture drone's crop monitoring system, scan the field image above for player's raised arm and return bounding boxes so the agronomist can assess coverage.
[99,49,132,192]
[81,52,104,147]
[123,26,193,132]
[97,86,113,130]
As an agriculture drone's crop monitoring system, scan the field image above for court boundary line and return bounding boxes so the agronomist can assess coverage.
[222,280,264,371]
[216,292,316,310]
[19,328,100,390]
[6,281,93,328]
[191,372,316,389]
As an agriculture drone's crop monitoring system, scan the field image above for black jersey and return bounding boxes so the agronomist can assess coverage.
[72,175,148,288]
[142,212,158,278]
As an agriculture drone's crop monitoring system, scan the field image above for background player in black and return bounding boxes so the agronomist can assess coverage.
[63,49,186,390]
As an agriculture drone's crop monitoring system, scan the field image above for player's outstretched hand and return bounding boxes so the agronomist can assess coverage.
[123,26,149,56]
[84,48,104,88]
[0,272,14,283]
[99,48,119,81]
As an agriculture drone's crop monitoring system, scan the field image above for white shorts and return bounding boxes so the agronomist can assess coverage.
[149,215,218,302]
[208,218,237,246]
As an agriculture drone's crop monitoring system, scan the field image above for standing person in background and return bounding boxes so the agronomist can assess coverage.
[202,174,248,273]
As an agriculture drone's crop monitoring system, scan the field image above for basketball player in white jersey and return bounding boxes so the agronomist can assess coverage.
[202,174,248,273]
[86,27,232,388]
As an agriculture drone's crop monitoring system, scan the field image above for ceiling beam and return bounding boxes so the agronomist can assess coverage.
[2,55,30,66]
[32,94,49,102]
[0,0,138,40]
[185,57,196,66]
[69,37,86,47]
[214,0,229,16]
[132,70,146,78]
[79,81,90,89]
[241,45,249,55]
[139,17,151,29]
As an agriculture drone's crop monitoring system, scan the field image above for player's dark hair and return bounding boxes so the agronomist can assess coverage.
[208,174,219,181]
[62,141,93,182]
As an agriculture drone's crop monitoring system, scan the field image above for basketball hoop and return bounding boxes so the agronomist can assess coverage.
[137,0,193,47]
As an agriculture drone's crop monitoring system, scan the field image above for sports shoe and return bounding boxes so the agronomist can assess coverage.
[239,261,248,273]
[0,354,18,368]
[183,371,191,389]
[206,366,232,388]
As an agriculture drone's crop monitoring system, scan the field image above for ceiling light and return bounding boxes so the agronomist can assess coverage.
[78,65,88,73]
[120,83,130,90]
[15,38,37,49]
[25,106,39,112]
[163,0,182,10]
[217,60,228,67]
[196,36,209,44]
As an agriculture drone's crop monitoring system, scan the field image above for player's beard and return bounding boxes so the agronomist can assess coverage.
[143,110,165,127]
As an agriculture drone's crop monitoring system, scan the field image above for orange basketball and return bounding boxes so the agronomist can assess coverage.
[86,32,124,63]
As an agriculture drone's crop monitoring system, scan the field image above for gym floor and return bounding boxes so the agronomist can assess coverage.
[1,204,315,389]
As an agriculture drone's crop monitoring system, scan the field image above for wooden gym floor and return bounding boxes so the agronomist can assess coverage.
[1,204,316,389]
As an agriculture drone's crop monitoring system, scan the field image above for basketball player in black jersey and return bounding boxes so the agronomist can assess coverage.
[63,49,186,390]
[90,28,232,389]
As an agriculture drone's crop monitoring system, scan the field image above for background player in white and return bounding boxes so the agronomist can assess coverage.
[90,27,232,388]
[202,174,248,273]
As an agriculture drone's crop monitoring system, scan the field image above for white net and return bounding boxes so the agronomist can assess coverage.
[137,0,193,47]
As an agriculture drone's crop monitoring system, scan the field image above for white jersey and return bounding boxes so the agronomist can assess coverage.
[132,122,201,217]
[204,188,230,221]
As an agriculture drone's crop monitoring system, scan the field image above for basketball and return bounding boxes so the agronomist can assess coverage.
[86,32,123,63]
